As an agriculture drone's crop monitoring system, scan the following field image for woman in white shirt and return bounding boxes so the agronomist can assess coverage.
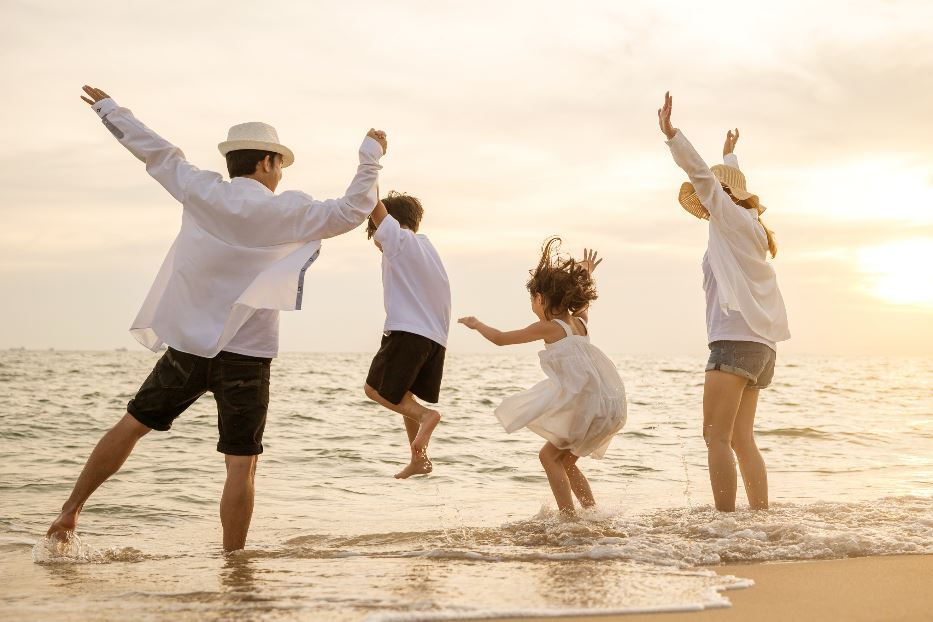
[658,92,791,512]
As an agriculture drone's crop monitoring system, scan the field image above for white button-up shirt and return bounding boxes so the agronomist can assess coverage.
[92,98,383,358]
[374,215,451,347]
[667,130,790,346]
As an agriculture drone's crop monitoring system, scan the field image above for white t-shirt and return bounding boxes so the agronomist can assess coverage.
[703,252,776,351]
[374,215,451,347]
[224,309,280,358]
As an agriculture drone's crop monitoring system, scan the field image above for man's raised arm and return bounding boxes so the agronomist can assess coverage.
[81,85,215,204]
[271,131,386,243]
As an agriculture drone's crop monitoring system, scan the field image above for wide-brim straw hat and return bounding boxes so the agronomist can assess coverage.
[678,164,765,219]
[218,122,294,167]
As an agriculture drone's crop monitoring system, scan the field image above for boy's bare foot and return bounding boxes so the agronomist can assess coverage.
[47,507,80,541]
[411,410,441,455]
[395,452,433,479]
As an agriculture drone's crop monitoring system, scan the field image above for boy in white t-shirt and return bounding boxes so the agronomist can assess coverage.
[363,191,451,479]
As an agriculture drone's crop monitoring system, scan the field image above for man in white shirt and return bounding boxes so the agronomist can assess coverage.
[363,192,451,479]
[46,85,387,551]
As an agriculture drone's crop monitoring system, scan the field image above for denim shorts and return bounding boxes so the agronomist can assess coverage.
[706,340,776,389]
[127,348,271,455]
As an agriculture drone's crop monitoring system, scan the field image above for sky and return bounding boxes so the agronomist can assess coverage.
[1,0,931,356]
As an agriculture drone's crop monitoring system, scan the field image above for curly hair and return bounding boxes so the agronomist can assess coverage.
[366,191,424,239]
[525,237,597,318]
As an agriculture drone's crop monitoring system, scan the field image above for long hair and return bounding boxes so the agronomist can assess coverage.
[525,237,597,318]
[759,216,778,259]
[731,191,778,259]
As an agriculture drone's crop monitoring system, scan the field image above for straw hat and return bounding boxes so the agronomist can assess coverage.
[678,164,765,219]
[218,122,294,167]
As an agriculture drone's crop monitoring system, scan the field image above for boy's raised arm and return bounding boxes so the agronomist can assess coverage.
[81,85,216,204]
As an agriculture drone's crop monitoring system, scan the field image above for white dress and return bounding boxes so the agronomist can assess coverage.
[494,319,627,458]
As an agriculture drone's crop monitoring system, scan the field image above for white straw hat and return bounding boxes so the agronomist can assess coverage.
[218,122,294,167]
[678,164,766,219]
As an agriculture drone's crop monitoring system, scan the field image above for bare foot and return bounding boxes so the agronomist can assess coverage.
[47,507,79,542]
[411,410,441,455]
[394,453,433,479]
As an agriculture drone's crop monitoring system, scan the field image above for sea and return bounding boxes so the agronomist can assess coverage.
[1,350,931,620]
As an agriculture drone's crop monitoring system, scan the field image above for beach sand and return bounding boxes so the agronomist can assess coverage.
[469,554,932,622]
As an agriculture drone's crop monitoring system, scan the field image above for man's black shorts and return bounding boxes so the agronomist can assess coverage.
[365,331,446,405]
[127,347,271,456]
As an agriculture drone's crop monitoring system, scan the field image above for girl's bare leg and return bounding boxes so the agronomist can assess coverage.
[539,442,575,515]
[561,453,595,507]
[731,388,768,509]
[364,385,441,479]
[703,370,749,511]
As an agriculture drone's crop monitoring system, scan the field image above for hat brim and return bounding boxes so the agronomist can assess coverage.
[677,182,766,219]
[218,140,295,167]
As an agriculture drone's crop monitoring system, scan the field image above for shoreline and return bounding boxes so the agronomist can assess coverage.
[459,554,933,622]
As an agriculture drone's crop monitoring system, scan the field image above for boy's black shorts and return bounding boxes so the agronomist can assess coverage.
[365,331,446,405]
[126,347,271,456]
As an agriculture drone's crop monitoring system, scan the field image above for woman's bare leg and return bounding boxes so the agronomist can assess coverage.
[364,385,440,478]
[561,453,595,507]
[731,388,768,509]
[703,370,748,512]
[539,442,575,514]
[47,413,151,540]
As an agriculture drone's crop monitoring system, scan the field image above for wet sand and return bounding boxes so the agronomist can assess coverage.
[470,554,933,622]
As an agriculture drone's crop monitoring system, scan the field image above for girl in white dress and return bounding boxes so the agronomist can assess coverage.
[459,238,627,515]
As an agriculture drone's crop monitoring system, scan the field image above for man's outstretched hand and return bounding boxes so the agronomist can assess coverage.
[80,85,110,106]
[367,129,387,154]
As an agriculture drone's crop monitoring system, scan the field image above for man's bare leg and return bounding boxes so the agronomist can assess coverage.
[220,455,257,551]
[364,385,441,478]
[47,413,151,540]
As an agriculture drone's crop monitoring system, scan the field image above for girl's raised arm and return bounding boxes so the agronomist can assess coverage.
[458,317,563,346]
[573,248,602,322]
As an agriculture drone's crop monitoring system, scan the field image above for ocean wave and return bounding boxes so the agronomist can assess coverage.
[255,496,932,567]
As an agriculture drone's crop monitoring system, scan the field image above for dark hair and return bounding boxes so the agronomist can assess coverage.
[525,236,597,318]
[225,149,280,178]
[366,191,424,239]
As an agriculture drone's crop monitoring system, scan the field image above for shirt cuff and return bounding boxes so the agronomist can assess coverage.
[664,129,684,146]
[92,98,118,118]
[359,136,384,164]
[723,153,740,169]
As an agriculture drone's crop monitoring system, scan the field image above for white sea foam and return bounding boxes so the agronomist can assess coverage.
[32,533,152,564]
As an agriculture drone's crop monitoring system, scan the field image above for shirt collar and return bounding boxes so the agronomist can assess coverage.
[231,176,274,196]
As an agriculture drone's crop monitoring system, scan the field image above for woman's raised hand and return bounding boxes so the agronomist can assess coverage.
[658,91,677,140]
[581,248,603,274]
[723,128,740,156]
